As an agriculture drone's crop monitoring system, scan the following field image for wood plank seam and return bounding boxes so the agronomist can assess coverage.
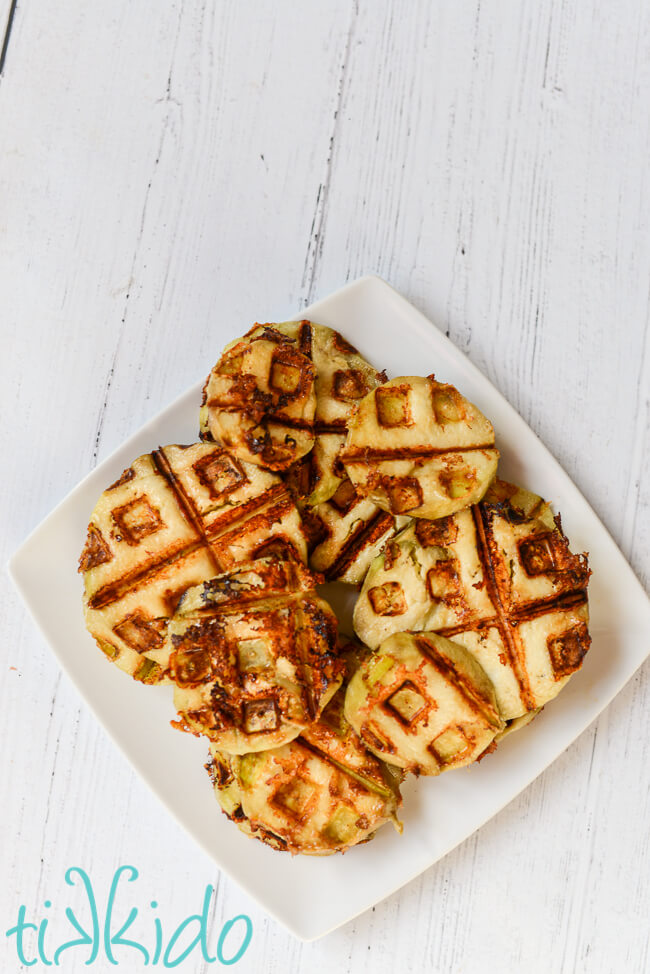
[300,0,358,307]
[0,0,18,76]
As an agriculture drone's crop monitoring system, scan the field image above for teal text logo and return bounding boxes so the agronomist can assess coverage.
[5,866,252,967]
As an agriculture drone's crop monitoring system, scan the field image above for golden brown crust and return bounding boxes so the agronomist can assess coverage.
[167,558,344,752]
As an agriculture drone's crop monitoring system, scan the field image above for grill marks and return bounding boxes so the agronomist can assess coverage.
[152,447,221,574]
[294,736,394,801]
[313,420,348,435]
[89,447,298,613]
[341,442,497,464]
[416,636,503,729]
[471,501,589,711]
[471,504,535,712]
[324,509,397,581]
[297,319,313,358]
[435,617,499,639]
[293,323,357,445]
[509,589,588,623]
[204,404,316,435]
[305,469,406,584]
[295,599,337,722]
[88,539,207,611]
[208,488,299,562]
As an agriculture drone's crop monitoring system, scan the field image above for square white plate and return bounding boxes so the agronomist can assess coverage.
[10,276,650,941]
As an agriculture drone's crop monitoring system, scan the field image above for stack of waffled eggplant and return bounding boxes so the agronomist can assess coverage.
[79,320,590,855]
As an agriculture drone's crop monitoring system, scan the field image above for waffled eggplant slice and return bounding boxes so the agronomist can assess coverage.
[207,648,403,855]
[353,479,591,721]
[240,321,384,438]
[167,558,344,752]
[344,631,504,775]
[341,375,499,519]
[203,320,384,492]
[79,444,306,683]
[201,335,316,471]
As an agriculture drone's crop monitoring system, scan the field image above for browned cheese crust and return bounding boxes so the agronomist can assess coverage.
[167,558,345,752]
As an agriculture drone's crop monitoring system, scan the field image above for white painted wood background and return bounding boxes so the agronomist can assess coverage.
[1,0,649,970]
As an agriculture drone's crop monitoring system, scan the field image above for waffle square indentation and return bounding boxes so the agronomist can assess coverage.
[368,581,407,616]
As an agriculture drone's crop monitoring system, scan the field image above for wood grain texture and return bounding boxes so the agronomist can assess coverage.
[1,0,648,971]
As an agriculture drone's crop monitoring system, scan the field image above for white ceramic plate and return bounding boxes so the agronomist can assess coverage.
[10,276,650,941]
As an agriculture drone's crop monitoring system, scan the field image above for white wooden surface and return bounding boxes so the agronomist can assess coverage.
[1,0,649,971]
